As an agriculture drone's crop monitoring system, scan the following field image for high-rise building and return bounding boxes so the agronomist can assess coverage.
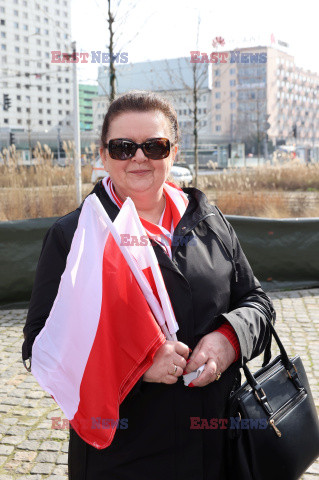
[210,44,319,148]
[79,84,98,131]
[0,0,73,134]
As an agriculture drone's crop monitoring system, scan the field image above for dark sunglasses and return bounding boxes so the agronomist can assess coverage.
[105,137,172,160]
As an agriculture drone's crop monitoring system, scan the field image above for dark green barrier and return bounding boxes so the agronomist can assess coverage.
[227,216,319,291]
[0,217,57,306]
[0,216,318,306]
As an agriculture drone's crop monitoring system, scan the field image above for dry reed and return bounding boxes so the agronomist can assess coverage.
[1,150,319,220]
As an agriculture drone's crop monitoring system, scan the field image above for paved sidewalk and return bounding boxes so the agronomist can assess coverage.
[0,289,318,479]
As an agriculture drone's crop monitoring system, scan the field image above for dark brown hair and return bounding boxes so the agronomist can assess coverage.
[100,90,180,148]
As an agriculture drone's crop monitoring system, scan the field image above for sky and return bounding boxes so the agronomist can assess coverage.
[71,0,319,84]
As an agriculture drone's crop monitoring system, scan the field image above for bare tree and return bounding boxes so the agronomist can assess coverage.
[108,0,116,101]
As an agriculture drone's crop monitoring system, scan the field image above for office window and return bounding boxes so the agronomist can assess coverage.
[0,32,5,38]
[216,114,221,121]
[0,20,5,26]
[14,21,19,28]
[214,81,220,88]
[230,79,236,86]
[215,92,221,99]
[215,125,221,131]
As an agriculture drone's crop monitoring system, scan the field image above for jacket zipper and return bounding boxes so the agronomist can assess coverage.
[268,390,306,437]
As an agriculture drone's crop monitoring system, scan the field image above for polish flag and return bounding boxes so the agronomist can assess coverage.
[31,194,175,449]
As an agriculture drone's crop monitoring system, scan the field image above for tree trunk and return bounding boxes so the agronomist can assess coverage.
[108,0,116,102]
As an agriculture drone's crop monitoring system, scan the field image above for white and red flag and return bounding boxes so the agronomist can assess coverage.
[31,194,178,449]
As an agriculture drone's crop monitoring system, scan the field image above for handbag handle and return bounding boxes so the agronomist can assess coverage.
[238,302,303,414]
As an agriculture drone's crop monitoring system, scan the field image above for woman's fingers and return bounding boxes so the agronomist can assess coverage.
[188,358,219,387]
[174,341,191,360]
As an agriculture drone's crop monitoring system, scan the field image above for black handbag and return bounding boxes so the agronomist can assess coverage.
[227,314,319,480]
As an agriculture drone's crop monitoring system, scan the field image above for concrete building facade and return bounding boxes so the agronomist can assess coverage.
[93,57,212,149]
[0,0,73,135]
[210,45,319,148]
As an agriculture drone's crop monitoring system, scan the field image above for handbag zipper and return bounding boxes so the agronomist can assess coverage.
[268,390,306,437]
[240,359,283,397]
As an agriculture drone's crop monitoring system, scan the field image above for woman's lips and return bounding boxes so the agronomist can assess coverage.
[128,170,152,175]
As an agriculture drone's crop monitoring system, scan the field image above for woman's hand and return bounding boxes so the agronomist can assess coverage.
[143,341,190,384]
[183,332,236,387]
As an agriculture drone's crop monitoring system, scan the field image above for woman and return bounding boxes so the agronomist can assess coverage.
[22,90,275,480]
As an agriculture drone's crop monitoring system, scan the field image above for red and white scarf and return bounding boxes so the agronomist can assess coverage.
[102,174,189,258]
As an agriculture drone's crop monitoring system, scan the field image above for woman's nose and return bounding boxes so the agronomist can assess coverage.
[132,147,148,163]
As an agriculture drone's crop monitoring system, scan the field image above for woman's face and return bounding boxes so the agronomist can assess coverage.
[100,110,178,201]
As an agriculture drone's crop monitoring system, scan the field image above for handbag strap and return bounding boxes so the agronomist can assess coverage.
[240,303,304,405]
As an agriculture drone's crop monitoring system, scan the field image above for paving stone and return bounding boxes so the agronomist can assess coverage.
[56,453,68,465]
[1,435,24,445]
[14,450,37,462]
[30,462,54,474]
[16,440,40,451]
[0,445,14,455]
[36,451,59,463]
[38,441,61,452]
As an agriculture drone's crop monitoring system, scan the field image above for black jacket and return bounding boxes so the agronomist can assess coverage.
[22,181,275,480]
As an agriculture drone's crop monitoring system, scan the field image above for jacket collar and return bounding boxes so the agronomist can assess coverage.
[89,182,215,228]
[84,182,216,271]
